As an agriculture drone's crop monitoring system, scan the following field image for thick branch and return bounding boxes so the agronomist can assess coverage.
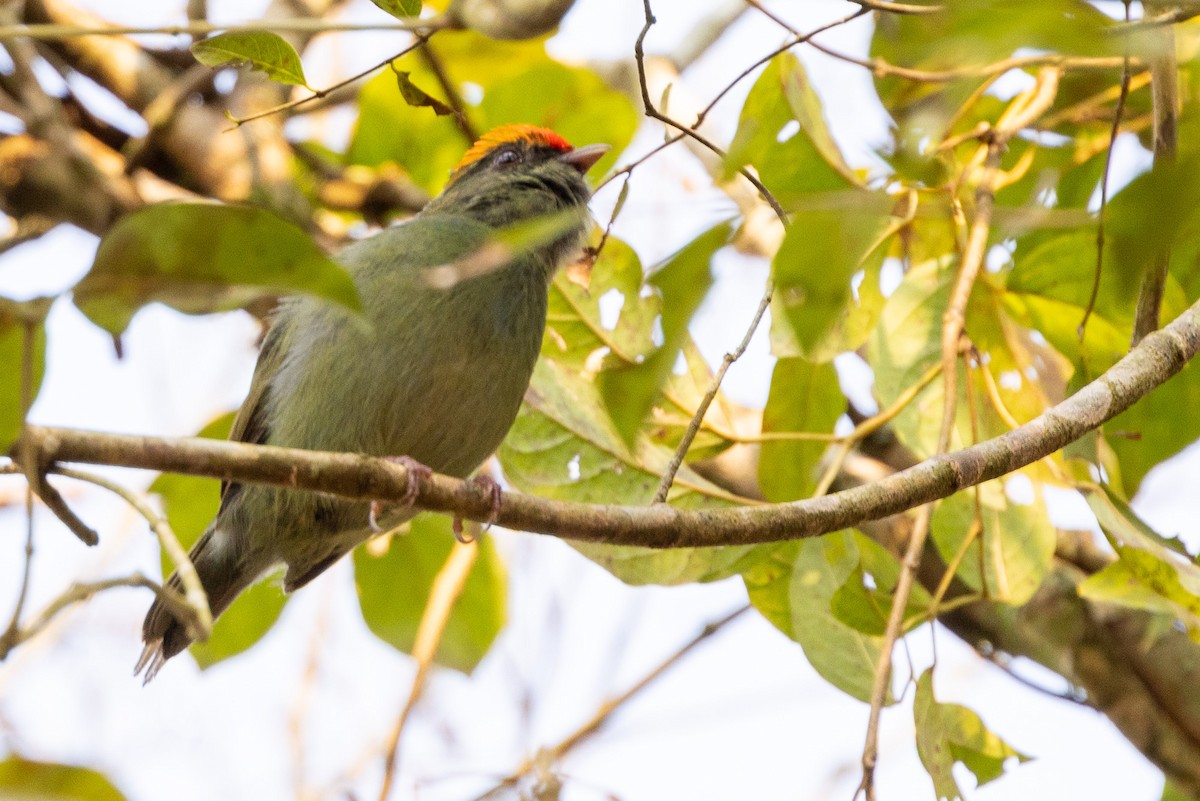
[12,296,1200,548]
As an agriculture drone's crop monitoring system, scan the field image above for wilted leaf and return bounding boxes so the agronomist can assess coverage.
[354,514,506,672]
[150,413,287,668]
[0,296,51,452]
[914,669,1030,801]
[74,203,359,336]
[392,68,454,116]
[191,31,309,87]
[0,755,128,801]
[598,221,731,444]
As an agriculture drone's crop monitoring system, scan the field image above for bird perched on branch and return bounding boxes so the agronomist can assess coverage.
[138,125,609,680]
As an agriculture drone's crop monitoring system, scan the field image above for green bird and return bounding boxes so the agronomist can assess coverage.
[138,125,609,679]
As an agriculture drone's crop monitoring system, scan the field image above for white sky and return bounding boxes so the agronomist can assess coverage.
[1,1,1194,800]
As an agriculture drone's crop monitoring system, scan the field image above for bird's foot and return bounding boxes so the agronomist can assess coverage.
[370,456,434,533]
[452,474,503,544]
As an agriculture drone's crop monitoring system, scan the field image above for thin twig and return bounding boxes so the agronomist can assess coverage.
[979,647,1089,705]
[1131,13,1179,345]
[692,7,869,128]
[807,39,1133,84]
[1082,0,1133,341]
[633,0,786,222]
[0,17,449,40]
[0,574,176,659]
[653,277,773,503]
[857,67,1061,801]
[376,538,478,801]
[469,605,750,801]
[416,40,478,143]
[226,34,432,128]
[847,0,943,13]
[811,362,943,499]
[52,467,212,641]
[594,134,684,193]
[635,0,786,503]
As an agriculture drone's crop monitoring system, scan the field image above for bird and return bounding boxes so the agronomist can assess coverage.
[137,124,609,680]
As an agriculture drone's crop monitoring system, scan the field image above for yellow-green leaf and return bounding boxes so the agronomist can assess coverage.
[743,532,888,703]
[354,514,506,673]
[931,478,1056,605]
[914,669,1030,801]
[758,357,842,501]
[0,296,50,452]
[191,31,309,87]
[369,0,422,18]
[0,755,128,801]
[598,221,731,444]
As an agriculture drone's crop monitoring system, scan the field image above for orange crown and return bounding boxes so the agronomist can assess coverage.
[449,124,574,179]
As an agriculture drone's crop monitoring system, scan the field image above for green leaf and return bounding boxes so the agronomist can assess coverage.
[191,31,309,87]
[501,358,757,585]
[1106,360,1200,496]
[914,669,1030,801]
[150,413,287,668]
[597,221,731,444]
[757,357,842,501]
[0,297,51,453]
[392,68,454,116]
[543,235,657,368]
[770,197,891,360]
[930,478,1056,605]
[354,514,506,672]
[544,235,741,461]
[369,0,422,18]
[74,202,360,336]
[831,533,933,636]
[743,532,888,703]
[1077,485,1200,639]
[1078,554,1200,640]
[726,52,860,205]
[0,755,128,801]
[869,256,1058,462]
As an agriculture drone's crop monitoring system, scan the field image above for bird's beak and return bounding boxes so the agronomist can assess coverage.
[559,143,610,175]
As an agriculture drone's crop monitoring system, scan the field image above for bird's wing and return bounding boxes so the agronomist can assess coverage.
[218,309,291,511]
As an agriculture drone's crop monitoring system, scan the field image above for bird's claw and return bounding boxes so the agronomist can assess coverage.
[369,456,434,532]
[452,474,503,543]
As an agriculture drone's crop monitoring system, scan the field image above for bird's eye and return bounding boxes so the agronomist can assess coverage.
[494,148,521,166]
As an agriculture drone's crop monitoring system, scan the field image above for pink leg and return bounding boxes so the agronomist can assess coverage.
[370,456,434,532]
[452,474,503,543]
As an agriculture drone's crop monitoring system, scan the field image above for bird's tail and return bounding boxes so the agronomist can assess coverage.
[136,523,250,682]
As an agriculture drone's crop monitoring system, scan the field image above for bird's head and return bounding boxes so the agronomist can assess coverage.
[425,124,609,228]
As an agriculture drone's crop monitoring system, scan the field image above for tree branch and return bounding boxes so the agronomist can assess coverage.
[9,293,1200,549]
